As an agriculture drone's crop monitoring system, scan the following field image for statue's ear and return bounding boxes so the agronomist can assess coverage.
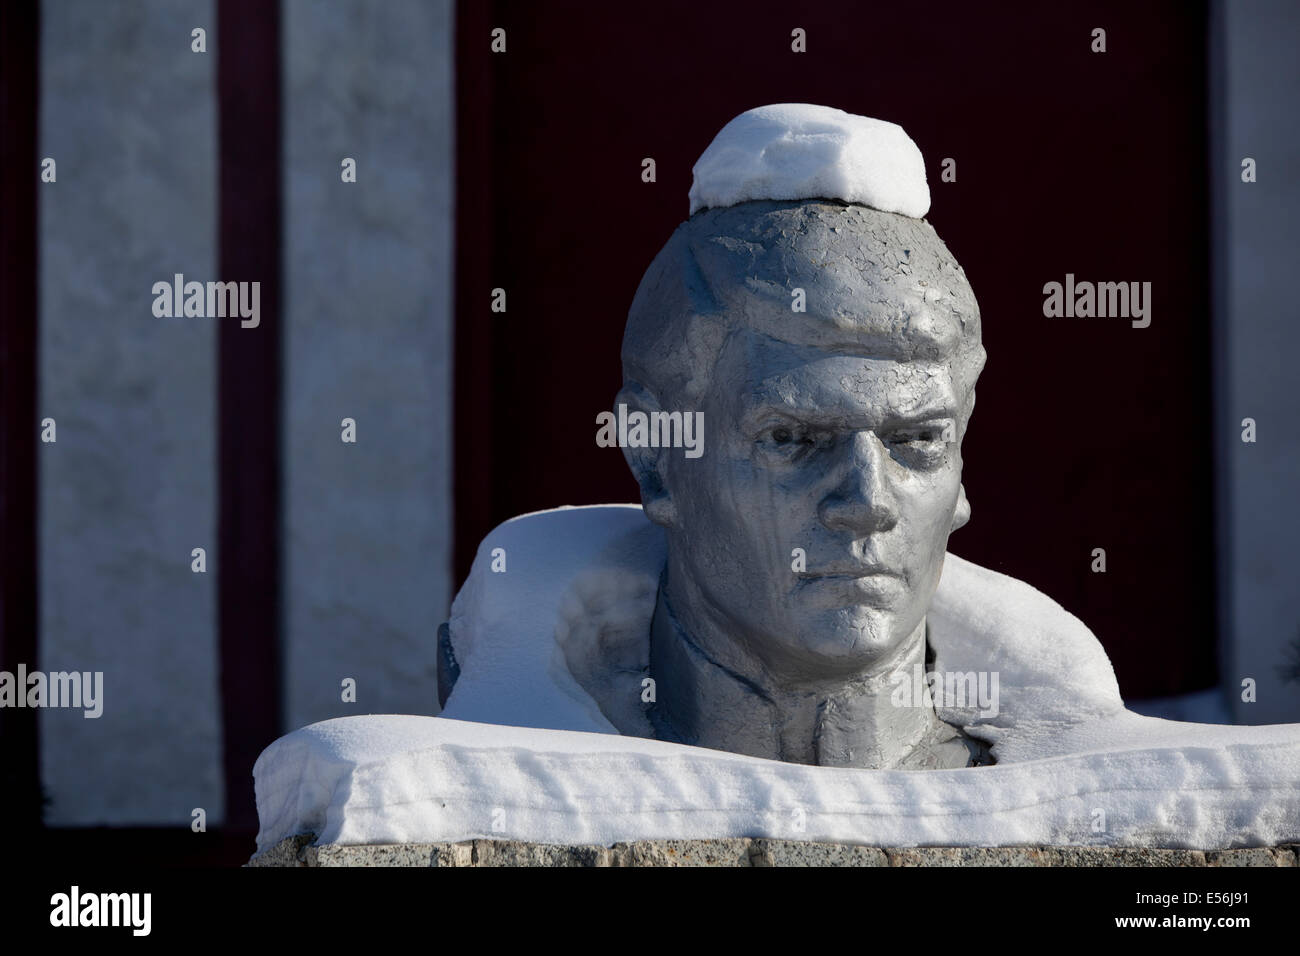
[950,483,971,532]
[615,384,677,527]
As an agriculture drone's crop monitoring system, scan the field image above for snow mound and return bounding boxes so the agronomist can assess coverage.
[253,714,1300,853]
[689,104,931,218]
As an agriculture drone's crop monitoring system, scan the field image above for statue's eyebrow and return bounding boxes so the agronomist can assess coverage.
[740,400,956,433]
[738,403,842,433]
[878,396,959,426]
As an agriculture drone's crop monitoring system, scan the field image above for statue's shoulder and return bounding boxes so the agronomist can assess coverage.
[462,505,658,564]
[439,505,666,726]
[928,552,1126,742]
[453,506,664,609]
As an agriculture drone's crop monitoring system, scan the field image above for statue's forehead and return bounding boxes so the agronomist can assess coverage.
[687,201,979,361]
[718,334,962,421]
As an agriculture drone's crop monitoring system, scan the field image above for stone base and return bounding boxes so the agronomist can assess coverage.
[249,835,1300,867]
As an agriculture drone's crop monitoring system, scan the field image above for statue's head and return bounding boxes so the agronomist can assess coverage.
[619,194,984,686]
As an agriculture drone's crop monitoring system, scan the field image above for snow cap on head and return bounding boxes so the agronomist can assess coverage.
[688,104,930,219]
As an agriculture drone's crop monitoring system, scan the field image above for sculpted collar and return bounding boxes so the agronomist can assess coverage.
[646,583,984,770]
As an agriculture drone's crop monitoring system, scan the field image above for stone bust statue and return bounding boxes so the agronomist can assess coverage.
[438,104,999,770]
[621,198,990,769]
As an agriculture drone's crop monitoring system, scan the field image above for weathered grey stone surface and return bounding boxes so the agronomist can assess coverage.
[249,836,1300,867]
[247,834,315,868]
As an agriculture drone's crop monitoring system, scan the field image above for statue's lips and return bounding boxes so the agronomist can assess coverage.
[797,567,900,580]
[795,568,905,605]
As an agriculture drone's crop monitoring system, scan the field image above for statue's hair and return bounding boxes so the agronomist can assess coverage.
[620,200,985,419]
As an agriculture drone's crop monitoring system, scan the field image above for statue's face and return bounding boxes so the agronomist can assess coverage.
[663,327,967,684]
[627,200,980,686]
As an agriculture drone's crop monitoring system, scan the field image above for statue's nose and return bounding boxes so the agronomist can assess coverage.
[817,430,899,534]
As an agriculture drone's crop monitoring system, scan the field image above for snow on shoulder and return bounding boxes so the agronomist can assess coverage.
[688,104,931,218]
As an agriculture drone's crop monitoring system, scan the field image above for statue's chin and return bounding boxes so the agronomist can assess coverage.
[738,608,919,681]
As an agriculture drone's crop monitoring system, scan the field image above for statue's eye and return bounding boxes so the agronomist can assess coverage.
[885,425,951,468]
[895,431,940,447]
[758,424,825,459]
[763,425,816,447]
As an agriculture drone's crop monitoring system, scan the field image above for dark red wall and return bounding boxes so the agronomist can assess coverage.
[0,0,41,839]
[454,0,1213,698]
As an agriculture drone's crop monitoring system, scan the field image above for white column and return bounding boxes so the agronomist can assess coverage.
[39,0,222,823]
[1214,0,1300,723]
[282,0,455,729]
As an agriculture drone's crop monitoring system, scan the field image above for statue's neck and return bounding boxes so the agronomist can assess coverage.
[646,585,955,769]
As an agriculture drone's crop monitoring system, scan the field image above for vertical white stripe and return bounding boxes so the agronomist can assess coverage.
[283,0,454,730]
[39,0,222,823]
[1216,0,1300,723]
